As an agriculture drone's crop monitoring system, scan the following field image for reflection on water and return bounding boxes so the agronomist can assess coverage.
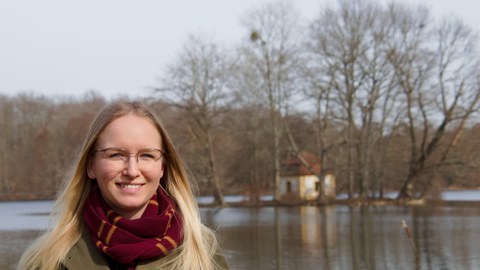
[201,205,480,270]
[2,201,480,270]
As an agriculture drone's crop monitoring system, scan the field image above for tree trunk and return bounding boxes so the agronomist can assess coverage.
[206,128,225,206]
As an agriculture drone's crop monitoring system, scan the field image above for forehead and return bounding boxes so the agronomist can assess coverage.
[97,114,161,146]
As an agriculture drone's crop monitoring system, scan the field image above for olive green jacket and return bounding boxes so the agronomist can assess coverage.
[60,231,229,270]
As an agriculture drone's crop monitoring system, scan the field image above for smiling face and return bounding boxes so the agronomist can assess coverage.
[87,113,164,219]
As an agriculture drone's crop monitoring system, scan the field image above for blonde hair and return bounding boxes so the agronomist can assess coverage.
[18,101,220,270]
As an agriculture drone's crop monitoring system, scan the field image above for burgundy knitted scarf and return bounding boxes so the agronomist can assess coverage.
[82,185,183,269]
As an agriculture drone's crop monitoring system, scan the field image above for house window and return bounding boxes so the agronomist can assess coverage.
[315,181,320,192]
[287,181,292,192]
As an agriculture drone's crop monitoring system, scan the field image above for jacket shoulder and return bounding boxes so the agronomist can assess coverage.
[61,232,109,270]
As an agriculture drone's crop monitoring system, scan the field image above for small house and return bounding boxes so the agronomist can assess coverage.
[280,151,335,202]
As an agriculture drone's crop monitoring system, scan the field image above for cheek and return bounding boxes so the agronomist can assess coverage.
[89,161,120,181]
[145,165,165,183]
[99,170,122,182]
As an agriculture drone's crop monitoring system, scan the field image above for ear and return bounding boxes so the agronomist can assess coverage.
[87,159,96,179]
[159,162,165,180]
[159,166,165,180]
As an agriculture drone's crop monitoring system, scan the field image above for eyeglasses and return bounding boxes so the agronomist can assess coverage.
[92,147,164,169]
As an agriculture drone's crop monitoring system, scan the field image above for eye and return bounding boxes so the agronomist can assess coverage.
[104,149,128,160]
[138,150,161,161]
[139,152,156,160]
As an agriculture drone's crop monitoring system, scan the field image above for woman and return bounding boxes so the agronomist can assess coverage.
[18,101,228,270]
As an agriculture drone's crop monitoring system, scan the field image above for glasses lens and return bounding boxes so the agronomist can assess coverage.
[103,148,129,161]
[137,149,162,164]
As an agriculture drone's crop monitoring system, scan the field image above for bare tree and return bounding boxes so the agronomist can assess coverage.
[305,0,402,198]
[236,0,302,201]
[157,35,231,206]
[388,11,480,199]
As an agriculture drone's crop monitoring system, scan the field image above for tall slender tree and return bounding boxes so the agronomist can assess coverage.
[236,0,302,201]
[157,35,231,205]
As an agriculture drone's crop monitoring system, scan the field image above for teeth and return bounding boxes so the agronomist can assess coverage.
[119,184,141,189]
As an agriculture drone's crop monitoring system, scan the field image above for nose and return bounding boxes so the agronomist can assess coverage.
[123,154,140,177]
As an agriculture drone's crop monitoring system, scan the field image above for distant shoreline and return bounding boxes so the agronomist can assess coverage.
[3,188,480,207]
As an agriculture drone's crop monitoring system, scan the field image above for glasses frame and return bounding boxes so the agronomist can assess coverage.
[92,147,165,166]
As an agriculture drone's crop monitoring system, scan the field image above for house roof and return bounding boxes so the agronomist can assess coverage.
[281,151,321,176]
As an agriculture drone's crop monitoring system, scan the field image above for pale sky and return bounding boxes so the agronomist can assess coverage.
[0,0,479,99]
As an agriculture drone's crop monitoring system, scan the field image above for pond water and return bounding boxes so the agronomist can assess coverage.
[1,191,480,270]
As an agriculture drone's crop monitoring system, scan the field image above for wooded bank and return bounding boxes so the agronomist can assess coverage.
[1,0,479,203]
